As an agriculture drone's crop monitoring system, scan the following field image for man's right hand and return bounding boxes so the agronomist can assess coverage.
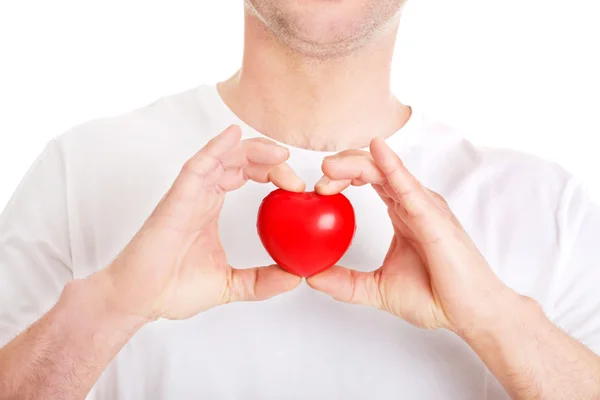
[95,125,304,322]
[0,125,305,399]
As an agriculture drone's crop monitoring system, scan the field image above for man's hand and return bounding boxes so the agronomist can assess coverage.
[309,136,516,334]
[308,137,600,399]
[0,125,305,400]
[102,124,304,322]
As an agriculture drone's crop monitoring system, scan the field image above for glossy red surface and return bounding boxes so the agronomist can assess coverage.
[257,189,356,277]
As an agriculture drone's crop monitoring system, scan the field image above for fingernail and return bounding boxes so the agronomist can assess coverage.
[316,176,331,187]
[274,146,289,158]
[293,177,306,192]
[325,155,341,163]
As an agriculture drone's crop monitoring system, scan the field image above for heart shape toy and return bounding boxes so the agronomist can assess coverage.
[257,189,356,277]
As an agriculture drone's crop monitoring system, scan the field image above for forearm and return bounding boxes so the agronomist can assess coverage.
[0,272,147,400]
[463,295,600,400]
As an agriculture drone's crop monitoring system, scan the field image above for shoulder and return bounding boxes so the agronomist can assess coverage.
[44,86,225,224]
[412,114,574,208]
[461,144,579,238]
[55,86,218,155]
[473,146,572,203]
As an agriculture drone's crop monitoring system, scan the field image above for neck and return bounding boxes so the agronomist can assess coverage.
[218,11,411,152]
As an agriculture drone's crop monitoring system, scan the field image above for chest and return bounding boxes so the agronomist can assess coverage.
[82,152,542,400]
[92,300,498,399]
[89,178,504,399]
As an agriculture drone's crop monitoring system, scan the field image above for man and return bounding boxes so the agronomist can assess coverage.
[0,1,599,399]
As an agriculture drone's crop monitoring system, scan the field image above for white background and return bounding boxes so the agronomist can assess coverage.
[1,0,599,209]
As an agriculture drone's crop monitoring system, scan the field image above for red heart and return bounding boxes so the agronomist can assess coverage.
[257,189,356,277]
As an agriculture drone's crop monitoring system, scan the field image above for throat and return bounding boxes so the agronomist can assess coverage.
[217,78,411,152]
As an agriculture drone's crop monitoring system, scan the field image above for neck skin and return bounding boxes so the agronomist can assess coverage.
[218,10,411,152]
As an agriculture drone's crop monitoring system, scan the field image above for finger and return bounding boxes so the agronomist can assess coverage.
[306,265,385,309]
[219,162,306,192]
[168,126,242,199]
[215,167,245,192]
[315,150,385,195]
[187,125,242,174]
[314,176,351,195]
[219,140,289,168]
[242,139,289,165]
[370,138,456,246]
[315,152,386,195]
[322,152,386,185]
[425,187,451,212]
[369,137,430,217]
[227,265,303,303]
[202,125,243,157]
[266,163,306,192]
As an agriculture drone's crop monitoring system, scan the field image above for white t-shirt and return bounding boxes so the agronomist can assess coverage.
[1,85,599,400]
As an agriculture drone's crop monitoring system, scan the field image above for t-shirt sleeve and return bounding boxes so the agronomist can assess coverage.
[550,179,600,355]
[0,140,73,346]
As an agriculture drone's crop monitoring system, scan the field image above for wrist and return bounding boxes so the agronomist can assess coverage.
[64,271,151,335]
[457,290,545,350]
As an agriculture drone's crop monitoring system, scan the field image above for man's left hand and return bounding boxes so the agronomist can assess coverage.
[308,137,529,336]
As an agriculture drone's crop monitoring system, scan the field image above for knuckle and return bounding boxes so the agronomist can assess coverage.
[351,177,367,187]
[182,154,219,178]
[430,190,448,205]
[372,269,388,311]
[221,269,234,304]
[180,161,200,178]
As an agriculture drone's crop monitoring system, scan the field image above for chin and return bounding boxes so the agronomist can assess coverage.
[286,1,374,43]
[246,0,405,57]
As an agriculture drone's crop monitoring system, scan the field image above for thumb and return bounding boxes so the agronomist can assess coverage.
[147,126,241,230]
[227,265,303,303]
[306,266,384,309]
[169,125,242,200]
